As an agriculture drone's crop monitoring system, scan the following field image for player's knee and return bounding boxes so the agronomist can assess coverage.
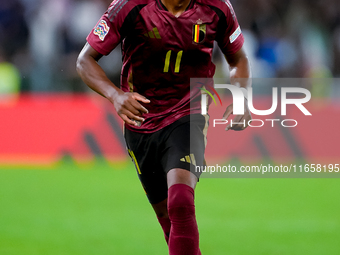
[155,211,169,219]
[152,199,169,219]
[168,184,195,220]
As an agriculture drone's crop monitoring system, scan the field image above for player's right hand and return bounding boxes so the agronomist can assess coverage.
[112,91,150,126]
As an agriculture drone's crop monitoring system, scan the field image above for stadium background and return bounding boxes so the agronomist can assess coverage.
[0,0,339,254]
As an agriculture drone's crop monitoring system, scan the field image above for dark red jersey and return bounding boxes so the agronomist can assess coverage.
[87,0,244,133]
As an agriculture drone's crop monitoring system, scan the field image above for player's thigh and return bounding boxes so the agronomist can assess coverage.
[162,114,208,185]
[124,129,168,204]
[167,168,198,189]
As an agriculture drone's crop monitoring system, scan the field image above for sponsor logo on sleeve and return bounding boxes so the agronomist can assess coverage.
[94,20,110,41]
[229,26,241,43]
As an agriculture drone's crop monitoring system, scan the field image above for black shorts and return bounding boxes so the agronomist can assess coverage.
[124,114,208,204]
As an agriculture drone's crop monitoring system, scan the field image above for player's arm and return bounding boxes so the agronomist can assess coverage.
[76,43,149,126]
[223,46,252,131]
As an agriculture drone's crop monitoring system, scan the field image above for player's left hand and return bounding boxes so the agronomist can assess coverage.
[222,100,252,131]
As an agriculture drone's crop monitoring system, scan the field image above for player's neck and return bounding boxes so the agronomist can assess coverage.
[161,0,191,17]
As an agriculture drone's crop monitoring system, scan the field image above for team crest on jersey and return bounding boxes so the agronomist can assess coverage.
[192,20,206,44]
[94,20,110,41]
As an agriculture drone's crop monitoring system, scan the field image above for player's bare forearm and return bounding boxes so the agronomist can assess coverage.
[223,47,252,131]
[225,47,251,88]
[76,42,121,101]
[76,43,150,126]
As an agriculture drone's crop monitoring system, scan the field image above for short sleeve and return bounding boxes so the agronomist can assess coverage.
[215,0,244,56]
[86,0,131,55]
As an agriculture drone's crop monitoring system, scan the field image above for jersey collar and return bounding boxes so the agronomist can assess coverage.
[156,0,195,11]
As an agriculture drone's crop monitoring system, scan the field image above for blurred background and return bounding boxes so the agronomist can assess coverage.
[1,0,340,95]
[0,0,340,255]
[1,0,339,164]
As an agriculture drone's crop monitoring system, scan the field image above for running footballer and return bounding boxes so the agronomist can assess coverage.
[76,0,251,254]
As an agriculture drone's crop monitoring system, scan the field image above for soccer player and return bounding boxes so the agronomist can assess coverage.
[76,0,251,254]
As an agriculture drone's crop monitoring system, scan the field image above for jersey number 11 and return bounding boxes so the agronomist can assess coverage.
[163,50,183,73]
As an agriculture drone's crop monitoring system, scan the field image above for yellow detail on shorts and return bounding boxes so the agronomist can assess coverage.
[190,153,196,166]
[180,155,196,165]
[128,149,141,174]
